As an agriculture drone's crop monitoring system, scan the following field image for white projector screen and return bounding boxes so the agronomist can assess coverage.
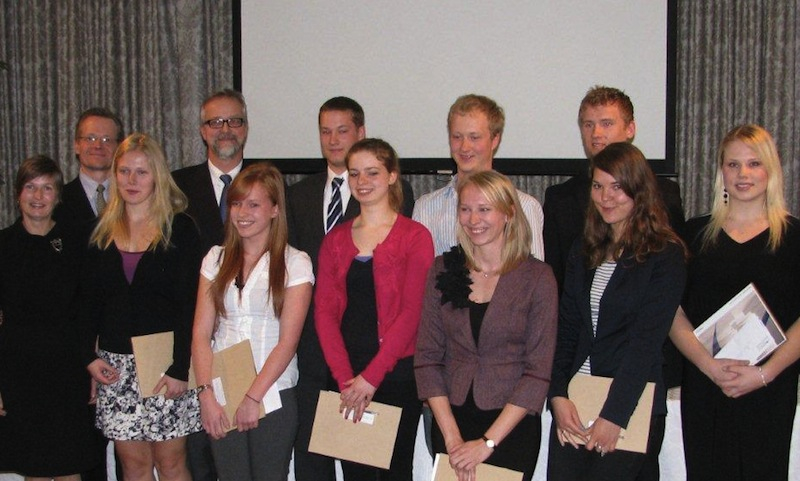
[238,1,673,171]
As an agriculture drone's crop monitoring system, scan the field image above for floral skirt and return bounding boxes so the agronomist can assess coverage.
[96,350,202,441]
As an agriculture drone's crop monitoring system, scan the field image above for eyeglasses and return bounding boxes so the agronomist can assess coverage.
[78,136,117,145]
[204,117,246,129]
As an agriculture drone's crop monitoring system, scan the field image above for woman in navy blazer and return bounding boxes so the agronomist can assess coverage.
[547,143,687,481]
[416,171,558,481]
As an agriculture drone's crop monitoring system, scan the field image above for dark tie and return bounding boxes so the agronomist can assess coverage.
[220,174,233,221]
[326,177,344,233]
[95,184,106,215]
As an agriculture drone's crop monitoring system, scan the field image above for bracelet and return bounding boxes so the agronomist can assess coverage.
[197,383,213,394]
[245,393,261,404]
[757,367,768,387]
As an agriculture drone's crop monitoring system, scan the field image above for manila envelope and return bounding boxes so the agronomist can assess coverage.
[567,373,655,453]
[308,390,402,469]
[131,331,196,398]
[432,453,523,481]
[206,339,266,431]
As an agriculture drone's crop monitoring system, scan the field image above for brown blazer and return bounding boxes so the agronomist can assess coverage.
[415,253,558,413]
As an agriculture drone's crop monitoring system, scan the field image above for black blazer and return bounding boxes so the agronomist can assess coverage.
[54,177,97,229]
[548,241,686,428]
[172,163,226,255]
[285,171,415,380]
[543,173,685,293]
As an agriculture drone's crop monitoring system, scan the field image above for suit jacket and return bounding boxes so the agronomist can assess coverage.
[286,171,416,381]
[543,173,685,292]
[548,241,686,428]
[54,177,97,229]
[172,162,226,255]
[415,253,558,413]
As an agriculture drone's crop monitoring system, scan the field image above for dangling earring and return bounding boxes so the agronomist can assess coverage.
[723,189,729,206]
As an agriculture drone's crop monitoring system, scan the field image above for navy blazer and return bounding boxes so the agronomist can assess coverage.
[548,241,686,428]
[415,254,558,413]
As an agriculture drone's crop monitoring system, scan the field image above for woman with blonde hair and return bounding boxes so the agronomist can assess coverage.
[79,133,202,481]
[670,124,800,481]
[192,162,313,481]
[547,142,686,481]
[416,170,557,481]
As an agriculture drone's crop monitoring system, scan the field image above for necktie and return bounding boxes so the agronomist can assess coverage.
[326,177,344,233]
[220,174,233,221]
[95,184,106,215]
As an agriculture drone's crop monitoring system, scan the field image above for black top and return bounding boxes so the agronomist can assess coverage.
[77,213,202,381]
[0,219,99,475]
[340,257,379,374]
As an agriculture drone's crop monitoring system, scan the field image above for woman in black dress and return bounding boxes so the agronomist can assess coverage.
[670,124,800,481]
[0,155,99,480]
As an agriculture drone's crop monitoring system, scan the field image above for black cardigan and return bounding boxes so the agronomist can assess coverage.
[78,213,202,381]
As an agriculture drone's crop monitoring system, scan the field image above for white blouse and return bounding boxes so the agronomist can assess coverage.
[201,245,314,407]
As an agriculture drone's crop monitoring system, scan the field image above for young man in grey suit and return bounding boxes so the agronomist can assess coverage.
[287,96,414,481]
[172,89,250,481]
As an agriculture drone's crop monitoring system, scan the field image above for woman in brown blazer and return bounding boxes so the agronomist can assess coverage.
[415,171,558,481]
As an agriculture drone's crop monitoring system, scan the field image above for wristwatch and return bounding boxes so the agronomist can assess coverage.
[481,435,496,449]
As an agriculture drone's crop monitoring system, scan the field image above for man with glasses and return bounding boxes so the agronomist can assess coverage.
[172,89,250,481]
[55,107,124,227]
[52,106,124,481]
[173,89,250,255]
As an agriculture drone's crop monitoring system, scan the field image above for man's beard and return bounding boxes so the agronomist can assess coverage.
[213,138,243,160]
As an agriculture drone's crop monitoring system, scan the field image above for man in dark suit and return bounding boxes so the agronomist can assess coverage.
[53,107,124,481]
[543,85,685,293]
[172,89,250,481]
[55,107,124,227]
[286,96,414,481]
[173,89,250,256]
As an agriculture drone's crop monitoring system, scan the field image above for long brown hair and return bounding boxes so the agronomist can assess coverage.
[209,162,288,318]
[583,142,686,268]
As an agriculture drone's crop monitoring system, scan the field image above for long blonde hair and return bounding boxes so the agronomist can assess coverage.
[210,162,288,318]
[91,133,187,250]
[701,124,788,253]
[456,171,532,274]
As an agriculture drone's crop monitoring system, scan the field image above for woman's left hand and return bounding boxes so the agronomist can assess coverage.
[153,374,188,399]
[718,364,768,398]
[448,438,493,473]
[585,417,622,456]
[339,375,376,423]
[234,395,261,432]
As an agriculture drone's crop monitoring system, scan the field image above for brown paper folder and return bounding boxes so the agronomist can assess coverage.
[432,453,523,481]
[131,331,196,398]
[207,339,265,432]
[567,373,654,453]
[308,390,402,469]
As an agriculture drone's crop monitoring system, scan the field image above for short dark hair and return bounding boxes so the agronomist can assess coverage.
[15,154,64,200]
[201,89,248,122]
[319,96,365,129]
[578,85,634,124]
[74,107,124,141]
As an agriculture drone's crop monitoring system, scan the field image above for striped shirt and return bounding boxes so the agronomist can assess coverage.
[579,261,617,375]
[412,176,545,258]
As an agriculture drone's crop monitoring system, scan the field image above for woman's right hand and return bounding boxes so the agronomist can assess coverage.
[700,357,748,389]
[444,436,475,481]
[87,358,119,385]
[199,389,230,440]
[550,396,588,448]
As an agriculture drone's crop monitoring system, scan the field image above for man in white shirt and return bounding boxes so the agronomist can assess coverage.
[173,89,250,255]
[413,94,544,258]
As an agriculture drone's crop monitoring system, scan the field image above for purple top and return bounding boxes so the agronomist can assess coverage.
[120,251,145,284]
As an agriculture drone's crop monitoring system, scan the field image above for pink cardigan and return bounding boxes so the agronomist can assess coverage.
[315,215,434,390]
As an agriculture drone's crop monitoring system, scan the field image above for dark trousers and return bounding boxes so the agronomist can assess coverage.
[547,414,666,481]
[186,429,218,481]
[294,373,336,481]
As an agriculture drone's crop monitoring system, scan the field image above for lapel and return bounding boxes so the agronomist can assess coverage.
[581,256,629,337]
[475,262,528,352]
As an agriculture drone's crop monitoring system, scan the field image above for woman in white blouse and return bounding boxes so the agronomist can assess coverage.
[192,162,313,481]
